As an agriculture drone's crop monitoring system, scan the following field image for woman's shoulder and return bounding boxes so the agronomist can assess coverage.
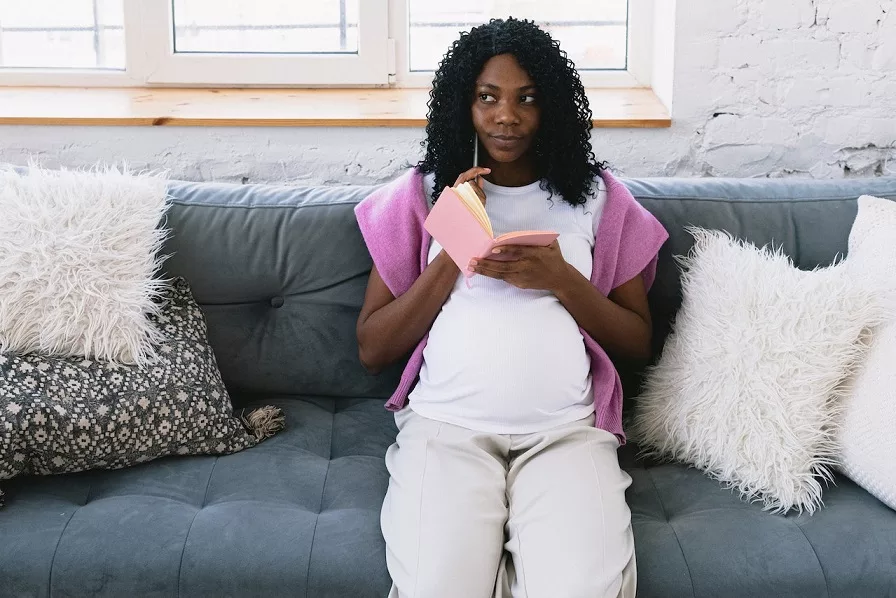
[589,175,608,200]
[577,176,607,213]
[596,169,641,206]
[595,169,643,214]
[594,168,622,194]
[596,168,668,245]
[365,167,424,201]
[356,167,428,221]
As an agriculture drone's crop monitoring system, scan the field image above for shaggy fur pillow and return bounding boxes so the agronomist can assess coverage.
[0,166,169,365]
[840,196,896,511]
[631,229,877,514]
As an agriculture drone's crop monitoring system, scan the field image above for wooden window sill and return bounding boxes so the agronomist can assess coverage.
[0,87,670,128]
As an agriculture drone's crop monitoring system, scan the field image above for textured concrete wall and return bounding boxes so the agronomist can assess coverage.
[2,0,894,183]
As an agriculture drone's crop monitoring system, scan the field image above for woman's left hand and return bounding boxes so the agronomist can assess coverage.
[469,241,573,292]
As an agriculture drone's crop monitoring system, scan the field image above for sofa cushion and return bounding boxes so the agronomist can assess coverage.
[840,195,896,511]
[0,397,395,598]
[619,444,896,597]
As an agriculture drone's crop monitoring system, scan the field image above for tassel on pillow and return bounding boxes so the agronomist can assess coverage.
[241,406,287,441]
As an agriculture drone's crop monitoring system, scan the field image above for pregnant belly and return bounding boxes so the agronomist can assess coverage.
[415,295,593,422]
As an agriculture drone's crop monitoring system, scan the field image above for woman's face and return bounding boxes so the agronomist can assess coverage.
[471,53,541,165]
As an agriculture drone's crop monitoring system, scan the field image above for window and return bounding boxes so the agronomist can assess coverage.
[0,0,652,88]
[172,0,360,54]
[404,0,628,78]
[0,0,124,69]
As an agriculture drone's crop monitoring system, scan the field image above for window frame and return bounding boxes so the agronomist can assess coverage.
[0,0,654,89]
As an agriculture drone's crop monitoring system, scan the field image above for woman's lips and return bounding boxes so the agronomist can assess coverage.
[489,135,525,150]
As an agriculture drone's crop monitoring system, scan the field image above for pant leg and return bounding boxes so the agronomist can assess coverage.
[382,408,510,598]
[503,416,636,598]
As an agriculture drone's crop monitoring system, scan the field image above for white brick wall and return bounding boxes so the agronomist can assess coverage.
[1,0,894,183]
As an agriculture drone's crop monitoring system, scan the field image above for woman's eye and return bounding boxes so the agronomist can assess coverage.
[521,95,537,104]
[478,93,496,103]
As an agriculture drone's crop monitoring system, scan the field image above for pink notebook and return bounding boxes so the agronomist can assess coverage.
[424,185,559,279]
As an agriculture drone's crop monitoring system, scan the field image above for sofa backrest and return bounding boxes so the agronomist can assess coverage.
[163,175,896,402]
[163,180,403,401]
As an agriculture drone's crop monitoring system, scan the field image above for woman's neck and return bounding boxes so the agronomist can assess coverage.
[481,155,538,187]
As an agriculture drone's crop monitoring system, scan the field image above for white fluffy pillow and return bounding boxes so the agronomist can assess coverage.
[840,195,896,511]
[631,229,877,514]
[0,166,169,364]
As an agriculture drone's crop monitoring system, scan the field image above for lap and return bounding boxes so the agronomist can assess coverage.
[382,411,635,598]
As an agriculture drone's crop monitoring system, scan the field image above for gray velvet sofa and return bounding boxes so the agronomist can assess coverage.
[3,172,896,597]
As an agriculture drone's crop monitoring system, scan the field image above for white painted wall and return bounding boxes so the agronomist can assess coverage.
[2,0,895,183]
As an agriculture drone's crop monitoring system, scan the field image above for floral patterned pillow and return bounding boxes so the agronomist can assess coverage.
[0,278,283,508]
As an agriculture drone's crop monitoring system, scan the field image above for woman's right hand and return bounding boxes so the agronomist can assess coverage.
[454,167,490,205]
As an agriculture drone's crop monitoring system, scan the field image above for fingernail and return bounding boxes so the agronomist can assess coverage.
[469,259,478,266]
[491,249,501,254]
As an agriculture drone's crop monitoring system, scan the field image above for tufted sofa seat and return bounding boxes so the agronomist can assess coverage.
[2,397,394,597]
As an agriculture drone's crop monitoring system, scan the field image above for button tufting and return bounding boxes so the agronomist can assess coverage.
[270,296,285,308]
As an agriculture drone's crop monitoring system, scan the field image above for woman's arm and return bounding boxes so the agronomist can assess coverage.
[553,270,652,362]
[470,242,653,362]
[356,254,459,373]
[356,166,491,373]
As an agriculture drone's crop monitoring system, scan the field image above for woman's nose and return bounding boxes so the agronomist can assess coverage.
[495,100,520,126]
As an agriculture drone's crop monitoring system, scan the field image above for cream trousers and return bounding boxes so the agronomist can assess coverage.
[382,408,636,598]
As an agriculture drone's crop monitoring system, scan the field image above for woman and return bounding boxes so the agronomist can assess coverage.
[355,17,668,598]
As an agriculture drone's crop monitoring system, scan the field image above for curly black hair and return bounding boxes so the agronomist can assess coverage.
[417,17,606,207]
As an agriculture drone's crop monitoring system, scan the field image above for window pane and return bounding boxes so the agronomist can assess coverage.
[172,0,360,54]
[0,0,124,69]
[408,0,627,72]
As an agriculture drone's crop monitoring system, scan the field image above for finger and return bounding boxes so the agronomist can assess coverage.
[454,167,492,187]
[489,245,537,260]
[472,267,506,281]
[471,259,521,274]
